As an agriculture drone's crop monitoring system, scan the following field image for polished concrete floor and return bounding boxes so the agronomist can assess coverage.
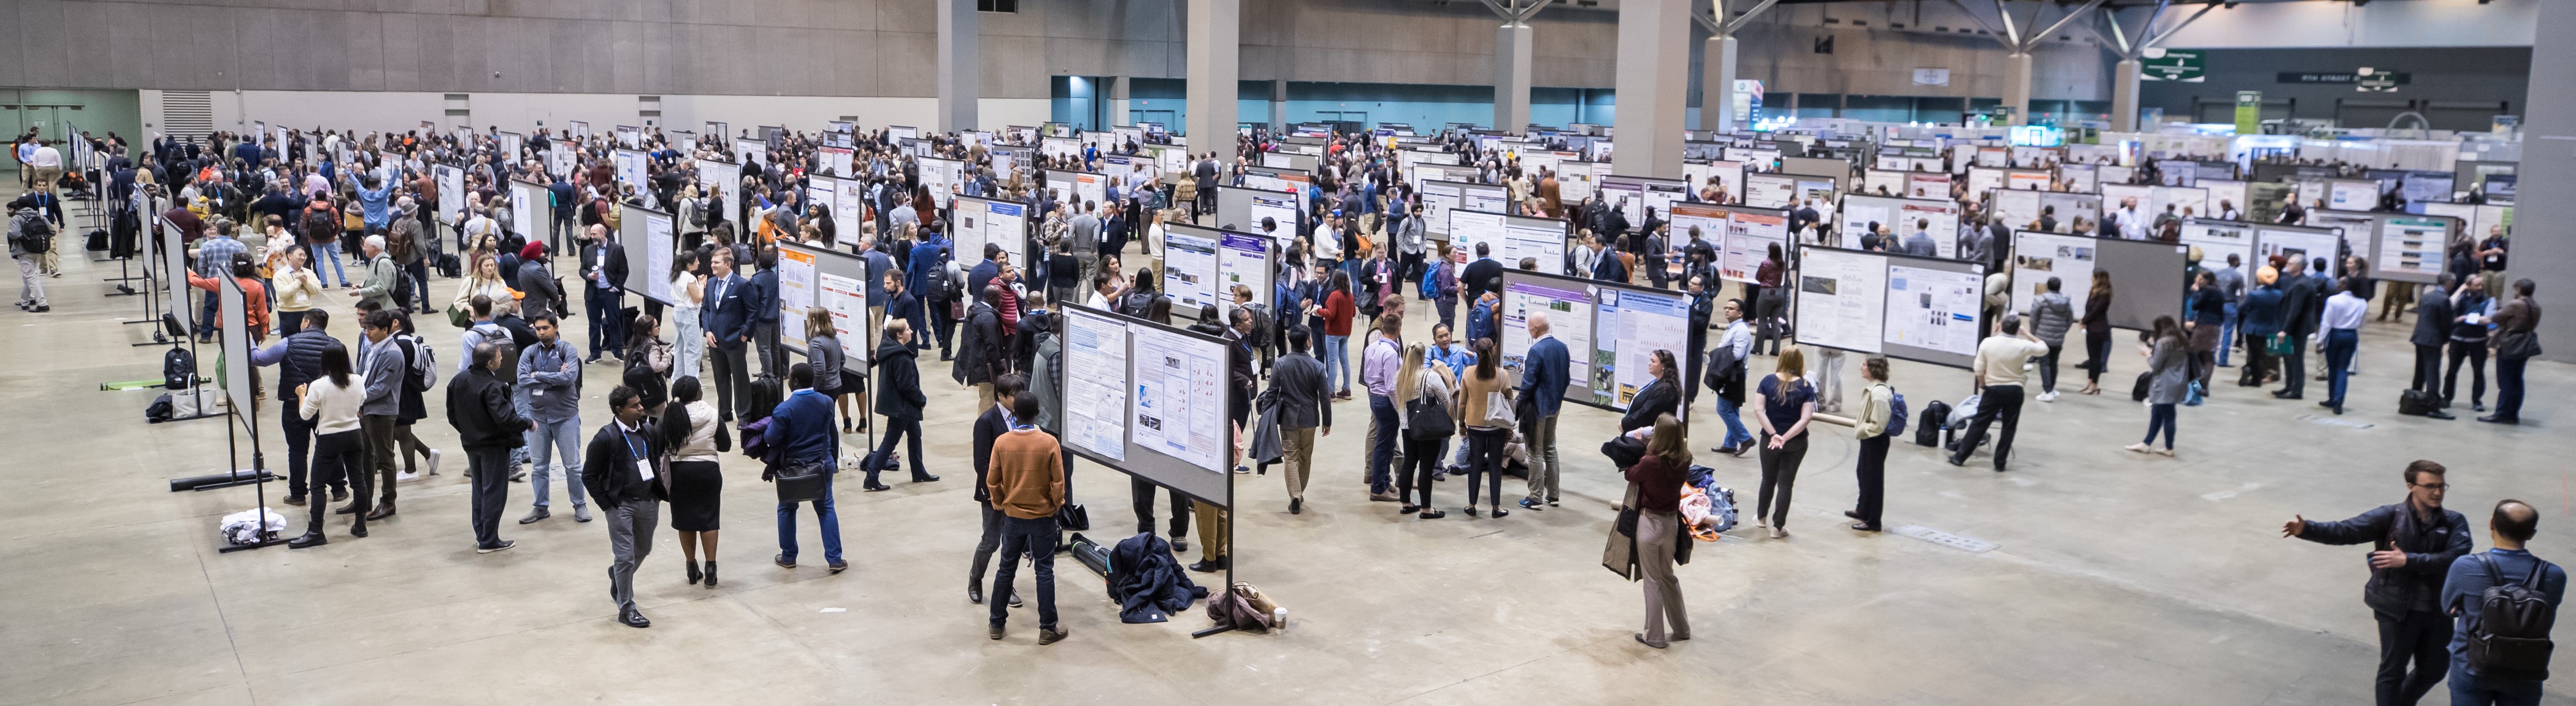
[6,224,2574,705]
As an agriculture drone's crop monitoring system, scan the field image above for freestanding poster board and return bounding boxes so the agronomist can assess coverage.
[776,240,876,369]
[1792,245,1988,369]
[1055,304,1236,521]
[619,204,678,307]
[1491,269,1700,420]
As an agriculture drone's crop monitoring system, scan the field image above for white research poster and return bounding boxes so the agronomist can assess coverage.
[1500,278,1593,384]
[1591,286,1690,409]
[819,272,870,364]
[1793,247,1888,354]
[1162,229,1221,312]
[1884,264,1984,356]
[1217,232,1270,316]
[1130,326,1228,474]
[775,247,817,350]
[641,210,677,304]
[2008,232,2096,319]
[1061,308,1130,462]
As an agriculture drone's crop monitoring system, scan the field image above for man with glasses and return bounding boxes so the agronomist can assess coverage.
[2281,461,2472,706]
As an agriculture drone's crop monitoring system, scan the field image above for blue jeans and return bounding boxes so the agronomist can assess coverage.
[2217,302,2239,366]
[1715,397,1755,450]
[310,241,347,287]
[2142,403,2177,448]
[989,515,1059,629]
[2325,329,2359,406]
[2448,663,2545,706]
[510,389,534,469]
[528,417,586,508]
[776,471,845,565]
[1325,335,1350,392]
[1368,394,1398,494]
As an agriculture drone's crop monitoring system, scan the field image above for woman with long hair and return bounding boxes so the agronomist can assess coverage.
[1456,337,1514,518]
[659,376,726,587]
[1619,349,1682,433]
[1395,341,1458,518]
[272,245,325,337]
[454,253,514,316]
[1626,413,1693,648]
[290,345,370,547]
[1754,243,1787,355]
[2076,269,2114,395]
[1318,270,1358,399]
[2129,315,2190,458]
[1751,347,1815,539]
[669,248,708,380]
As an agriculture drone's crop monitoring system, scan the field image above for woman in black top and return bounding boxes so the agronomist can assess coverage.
[1751,347,1815,539]
[1620,350,1682,433]
[2187,271,2227,388]
[2077,269,2114,395]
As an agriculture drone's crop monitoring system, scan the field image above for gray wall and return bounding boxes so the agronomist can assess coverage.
[2137,47,2531,130]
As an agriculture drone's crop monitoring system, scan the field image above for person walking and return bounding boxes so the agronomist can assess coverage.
[1846,356,1895,532]
[2320,278,2369,415]
[2028,276,2075,402]
[2483,279,2540,425]
[2077,270,2113,396]
[2441,499,2565,705]
[447,340,528,553]
[986,393,1070,645]
[1267,326,1331,515]
[287,345,369,548]
[2127,316,2191,458]
[864,320,937,491]
[1626,413,1693,649]
[583,386,667,628]
[1707,298,1755,454]
[1752,347,1815,539]
[516,315,590,524]
[1517,312,1570,510]
[1457,338,1515,518]
[659,377,726,587]
[1948,315,2049,471]
[2282,460,2471,706]
[1395,341,1457,519]
[766,363,847,573]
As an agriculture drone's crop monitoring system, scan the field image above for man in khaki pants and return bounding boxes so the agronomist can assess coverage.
[1268,326,1332,515]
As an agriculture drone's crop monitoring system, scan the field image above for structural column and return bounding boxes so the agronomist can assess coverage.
[1698,34,1738,133]
[1270,79,1288,134]
[1494,23,1535,132]
[936,0,979,133]
[2001,52,2033,126]
[1612,0,1690,178]
[2517,0,2575,361]
[2110,59,2143,131]
[1184,0,1240,150]
[1108,76,1131,128]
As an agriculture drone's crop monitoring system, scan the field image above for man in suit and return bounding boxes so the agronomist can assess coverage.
[2410,275,2458,420]
[584,386,667,628]
[578,224,628,364]
[967,242,1004,302]
[700,250,754,423]
[1517,312,1570,510]
[2275,258,2325,401]
[1462,241,1503,304]
[968,374,1029,607]
[1268,326,1332,515]
[748,248,782,377]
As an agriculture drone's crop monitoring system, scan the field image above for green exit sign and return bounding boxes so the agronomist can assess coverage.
[2140,48,2204,82]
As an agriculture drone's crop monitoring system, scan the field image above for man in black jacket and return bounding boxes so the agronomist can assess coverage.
[578,224,628,364]
[1267,326,1332,515]
[583,386,667,628]
[2409,276,2456,420]
[957,286,1005,413]
[2282,460,2471,706]
[1461,242,1503,304]
[447,340,531,553]
[2274,258,2326,400]
[967,374,1028,607]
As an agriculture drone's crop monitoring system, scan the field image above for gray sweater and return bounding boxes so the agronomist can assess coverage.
[359,336,407,417]
[2144,338,2190,405]
[808,334,847,393]
[516,339,583,423]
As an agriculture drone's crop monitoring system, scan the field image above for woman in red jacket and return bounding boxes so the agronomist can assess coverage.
[1313,271,1357,399]
[1625,413,1693,648]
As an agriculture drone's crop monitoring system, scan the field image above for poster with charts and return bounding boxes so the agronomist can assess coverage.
[615,149,648,191]
[1162,229,1220,312]
[1725,210,1788,282]
[1666,204,1730,278]
[1744,174,1797,209]
[1591,287,1689,409]
[2375,217,2447,282]
[1793,247,1887,354]
[2007,232,2096,318]
[1217,232,1271,316]
[1884,264,1984,356]
[1130,326,1227,474]
[819,273,870,364]
[641,210,676,305]
[1060,308,1130,461]
[2177,220,2253,273]
[1500,279,1593,384]
[775,248,816,351]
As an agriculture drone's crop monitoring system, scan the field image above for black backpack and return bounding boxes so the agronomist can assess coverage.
[13,211,53,254]
[1913,399,1952,447]
[163,348,196,391]
[2467,554,2559,681]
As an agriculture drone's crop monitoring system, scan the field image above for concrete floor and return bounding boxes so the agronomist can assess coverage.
[6,222,2575,705]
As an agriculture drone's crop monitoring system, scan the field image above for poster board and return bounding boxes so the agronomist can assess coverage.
[1476,269,1700,418]
[2326,179,2379,211]
[1213,185,1300,238]
[217,275,255,415]
[1213,228,1275,318]
[1159,224,1223,319]
[2306,209,2379,258]
[1056,305,1236,507]
[613,149,649,192]
[1448,209,1570,276]
[778,240,876,367]
[434,164,465,224]
[508,179,546,243]
[2093,236,2191,331]
[2254,224,2343,277]
[2177,218,2256,272]
[1596,175,1690,224]
[773,245,819,351]
[1683,159,1743,200]
[1839,195,1961,259]
[1743,174,1799,209]
[618,204,678,306]
[694,159,740,207]
[2007,231,2099,319]
[2149,185,2211,220]
[2371,215,2453,283]
[919,156,965,208]
[1790,246,1988,368]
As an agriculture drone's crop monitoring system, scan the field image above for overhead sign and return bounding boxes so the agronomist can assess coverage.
[2139,48,2204,82]
[2277,71,2412,88]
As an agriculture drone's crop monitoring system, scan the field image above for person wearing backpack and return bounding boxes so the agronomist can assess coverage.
[2283,460,2473,706]
[1846,356,1899,532]
[2442,499,2566,705]
[10,206,52,312]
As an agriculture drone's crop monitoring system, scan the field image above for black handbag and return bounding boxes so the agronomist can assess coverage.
[2131,370,2153,402]
[772,461,829,504]
[1405,394,1455,440]
[1054,502,1090,531]
[2499,329,2542,361]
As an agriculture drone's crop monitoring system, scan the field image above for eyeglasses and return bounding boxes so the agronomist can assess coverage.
[2412,482,2448,491]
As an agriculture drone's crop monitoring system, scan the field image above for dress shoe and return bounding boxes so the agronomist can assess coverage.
[686,560,703,585]
[348,522,367,538]
[702,561,718,587]
[1038,626,1070,645]
[829,561,849,575]
[331,486,348,502]
[911,473,941,483]
[334,501,360,515]
[864,482,892,491]
[1634,633,1668,650]
[969,582,986,605]
[1850,523,1881,532]
[990,625,1006,640]
[287,531,329,549]
[1490,507,1509,518]
[1188,557,1229,573]
[1417,509,1446,520]
[518,507,550,524]
[1289,498,1302,515]
[775,554,797,569]
[364,502,396,521]
[1844,510,1864,520]
[2272,391,2301,399]
[2479,415,2518,425]
[1463,507,1479,518]
[573,505,593,523]
[2426,410,2456,420]
[1171,537,1189,553]
[284,495,308,507]
[2475,403,2488,412]
[619,607,651,628]
[476,540,516,553]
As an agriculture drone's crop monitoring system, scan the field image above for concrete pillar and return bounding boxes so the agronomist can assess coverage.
[936,0,979,133]
[1699,34,1738,133]
[1494,23,1535,132]
[1108,76,1130,128]
[1612,0,1690,178]
[1184,0,1240,148]
[1270,79,1288,134]
[2110,59,2143,132]
[2002,52,2034,126]
[2515,0,2575,361]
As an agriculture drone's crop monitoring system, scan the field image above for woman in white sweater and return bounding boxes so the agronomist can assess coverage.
[291,345,369,547]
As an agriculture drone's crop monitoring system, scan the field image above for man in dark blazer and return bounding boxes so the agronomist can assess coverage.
[583,386,667,629]
[748,248,781,377]
[577,224,629,363]
[2409,275,2456,420]
[967,374,1029,607]
[1516,312,1570,510]
[1265,326,1332,515]
[2275,258,2326,401]
[1462,241,1504,304]
[700,250,754,422]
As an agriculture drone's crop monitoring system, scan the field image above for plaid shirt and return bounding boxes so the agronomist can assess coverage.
[196,236,247,278]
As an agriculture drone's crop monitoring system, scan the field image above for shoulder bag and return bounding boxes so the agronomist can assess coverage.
[1602,482,1642,581]
[770,460,829,504]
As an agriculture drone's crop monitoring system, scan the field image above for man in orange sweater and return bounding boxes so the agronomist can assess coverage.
[985,393,1069,645]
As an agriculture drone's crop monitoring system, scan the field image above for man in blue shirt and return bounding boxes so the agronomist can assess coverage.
[1516,312,1569,510]
[515,315,589,524]
[765,362,846,573]
[2443,499,2566,706]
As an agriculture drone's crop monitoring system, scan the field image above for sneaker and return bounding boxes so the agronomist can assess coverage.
[2036,391,2059,402]
[477,540,516,553]
[426,449,442,475]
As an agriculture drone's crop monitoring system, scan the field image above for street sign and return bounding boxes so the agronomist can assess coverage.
[2139,48,2204,82]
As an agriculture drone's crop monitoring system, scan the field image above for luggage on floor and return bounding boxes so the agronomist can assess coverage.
[2399,389,2437,416]
[1913,399,1950,447]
